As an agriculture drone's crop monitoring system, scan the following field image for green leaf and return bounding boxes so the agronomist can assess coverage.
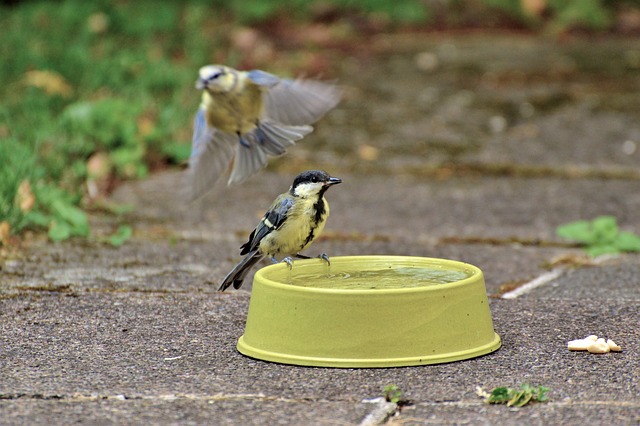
[24,211,51,227]
[485,384,549,407]
[51,199,90,237]
[585,244,620,257]
[48,220,71,241]
[591,215,618,243]
[487,387,511,404]
[615,231,640,252]
[535,386,550,402]
[557,216,640,256]
[108,224,133,247]
[383,384,404,404]
[556,220,594,243]
[509,389,533,407]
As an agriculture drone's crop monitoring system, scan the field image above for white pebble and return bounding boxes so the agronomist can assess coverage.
[584,335,598,341]
[607,339,622,352]
[587,338,611,354]
[568,338,591,351]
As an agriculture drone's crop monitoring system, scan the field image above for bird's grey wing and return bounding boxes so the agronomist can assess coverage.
[229,121,313,184]
[254,119,312,155]
[246,69,282,88]
[262,79,342,126]
[187,108,236,200]
[227,138,268,185]
[240,195,294,255]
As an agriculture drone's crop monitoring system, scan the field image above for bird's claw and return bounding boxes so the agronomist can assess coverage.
[281,256,294,270]
[319,253,330,266]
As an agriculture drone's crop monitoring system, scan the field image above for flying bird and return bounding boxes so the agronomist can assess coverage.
[188,65,341,200]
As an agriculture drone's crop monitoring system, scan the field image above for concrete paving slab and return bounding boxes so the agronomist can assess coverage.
[111,171,640,244]
[1,292,638,425]
[315,35,640,174]
[0,398,368,426]
[521,263,640,300]
[0,234,572,296]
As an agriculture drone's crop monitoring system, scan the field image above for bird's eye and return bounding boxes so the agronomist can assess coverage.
[207,72,223,81]
[311,176,318,183]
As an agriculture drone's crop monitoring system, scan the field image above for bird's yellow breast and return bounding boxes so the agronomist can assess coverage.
[259,197,330,258]
[202,78,265,134]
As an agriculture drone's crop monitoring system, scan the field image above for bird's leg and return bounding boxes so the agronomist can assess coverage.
[318,253,331,266]
[270,256,294,270]
[281,256,294,270]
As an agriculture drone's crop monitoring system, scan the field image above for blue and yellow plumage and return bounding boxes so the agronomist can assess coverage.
[188,65,341,200]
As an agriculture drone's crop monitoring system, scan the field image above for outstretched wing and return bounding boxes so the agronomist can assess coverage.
[227,138,268,186]
[240,194,294,255]
[228,120,313,185]
[187,108,236,201]
[247,69,342,126]
[263,79,342,126]
[246,69,282,88]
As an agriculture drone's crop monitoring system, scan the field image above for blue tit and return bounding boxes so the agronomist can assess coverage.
[188,65,341,200]
[219,170,342,291]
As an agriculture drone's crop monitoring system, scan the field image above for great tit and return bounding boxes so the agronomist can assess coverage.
[219,170,342,291]
[188,65,341,200]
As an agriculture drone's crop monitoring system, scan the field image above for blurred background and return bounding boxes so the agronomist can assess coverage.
[1,0,640,245]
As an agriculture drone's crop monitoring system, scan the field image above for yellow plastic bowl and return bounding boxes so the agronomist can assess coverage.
[237,256,501,367]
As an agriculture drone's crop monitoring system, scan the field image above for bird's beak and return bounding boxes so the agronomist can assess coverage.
[326,177,342,186]
[195,78,206,90]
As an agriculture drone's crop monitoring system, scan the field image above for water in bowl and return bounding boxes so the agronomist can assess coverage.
[287,266,472,290]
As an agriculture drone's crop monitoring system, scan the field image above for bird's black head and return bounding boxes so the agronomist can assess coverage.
[290,170,341,198]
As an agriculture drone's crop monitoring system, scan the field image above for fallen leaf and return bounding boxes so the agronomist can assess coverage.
[24,70,73,97]
[16,180,35,212]
[0,221,10,245]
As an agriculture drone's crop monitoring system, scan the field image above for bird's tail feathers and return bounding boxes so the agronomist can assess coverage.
[218,250,264,291]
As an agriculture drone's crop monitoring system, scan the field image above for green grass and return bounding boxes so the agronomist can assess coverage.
[1,1,211,239]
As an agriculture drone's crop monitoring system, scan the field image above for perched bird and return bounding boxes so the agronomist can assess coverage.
[189,65,341,200]
[219,170,342,291]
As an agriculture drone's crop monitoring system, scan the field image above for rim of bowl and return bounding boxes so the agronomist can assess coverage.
[254,255,483,295]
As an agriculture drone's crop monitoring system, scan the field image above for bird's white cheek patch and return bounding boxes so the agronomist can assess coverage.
[294,182,324,198]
